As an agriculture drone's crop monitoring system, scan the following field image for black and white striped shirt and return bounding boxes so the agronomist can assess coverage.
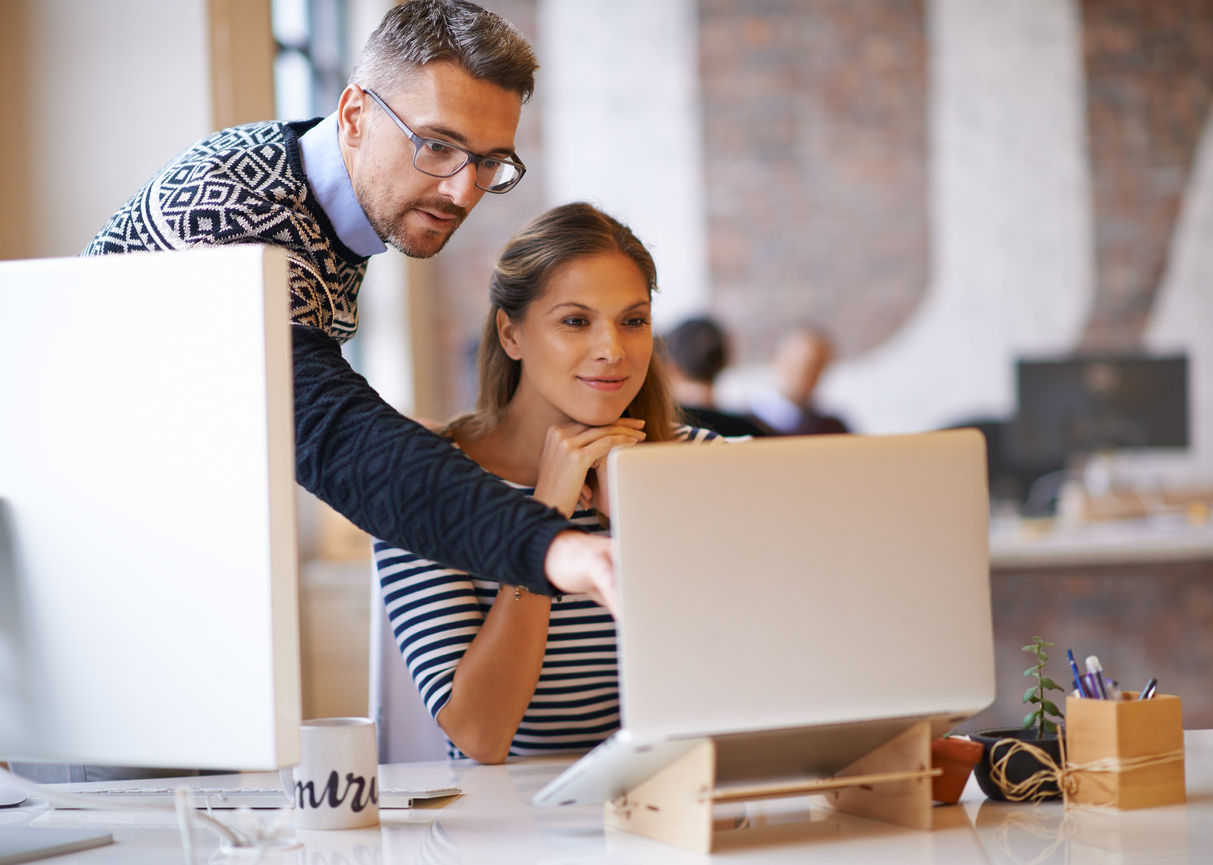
[375,425,725,758]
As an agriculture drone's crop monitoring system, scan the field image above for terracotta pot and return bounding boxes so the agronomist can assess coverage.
[931,736,985,804]
[971,727,1063,801]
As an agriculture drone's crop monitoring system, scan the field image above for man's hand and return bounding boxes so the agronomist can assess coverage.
[543,531,618,617]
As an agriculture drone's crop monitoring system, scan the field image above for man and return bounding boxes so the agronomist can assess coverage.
[749,326,850,436]
[84,0,615,612]
[663,317,771,437]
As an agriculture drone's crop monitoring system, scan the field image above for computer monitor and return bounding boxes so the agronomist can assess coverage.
[0,246,301,779]
[1012,354,1189,466]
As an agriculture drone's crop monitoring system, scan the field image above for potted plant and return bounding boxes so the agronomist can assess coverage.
[971,636,1065,801]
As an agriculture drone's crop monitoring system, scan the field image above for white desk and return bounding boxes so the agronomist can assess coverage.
[989,513,1213,568]
[8,730,1213,863]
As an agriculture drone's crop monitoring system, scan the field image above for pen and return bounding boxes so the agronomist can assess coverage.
[1067,650,1087,697]
[1084,673,1102,699]
[1140,677,1158,700]
[1086,656,1109,699]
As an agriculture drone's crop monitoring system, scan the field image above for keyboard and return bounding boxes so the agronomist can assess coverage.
[56,785,460,810]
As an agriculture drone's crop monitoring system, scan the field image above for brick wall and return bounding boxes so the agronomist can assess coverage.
[1081,0,1213,351]
[699,0,929,364]
[961,561,1213,734]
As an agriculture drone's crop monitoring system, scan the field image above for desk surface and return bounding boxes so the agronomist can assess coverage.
[989,513,1213,568]
[8,730,1213,863]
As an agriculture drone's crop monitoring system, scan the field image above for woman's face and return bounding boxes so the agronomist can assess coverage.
[500,251,653,427]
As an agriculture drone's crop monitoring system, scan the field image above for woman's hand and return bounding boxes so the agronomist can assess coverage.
[532,419,645,517]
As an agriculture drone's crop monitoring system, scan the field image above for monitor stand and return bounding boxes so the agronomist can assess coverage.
[1,779,114,864]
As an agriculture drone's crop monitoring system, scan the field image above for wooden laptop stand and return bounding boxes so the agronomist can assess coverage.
[604,721,939,853]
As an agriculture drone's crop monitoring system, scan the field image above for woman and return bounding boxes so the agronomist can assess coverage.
[375,203,722,763]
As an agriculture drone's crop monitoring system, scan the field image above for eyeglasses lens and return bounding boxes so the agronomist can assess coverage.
[412,140,520,192]
[482,163,522,193]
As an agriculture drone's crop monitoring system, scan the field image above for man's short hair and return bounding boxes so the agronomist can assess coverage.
[664,317,729,384]
[350,0,538,102]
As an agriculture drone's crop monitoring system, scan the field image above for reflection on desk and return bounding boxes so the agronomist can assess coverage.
[11,730,1213,863]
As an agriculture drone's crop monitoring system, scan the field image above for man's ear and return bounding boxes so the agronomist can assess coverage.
[336,84,368,150]
[497,308,523,361]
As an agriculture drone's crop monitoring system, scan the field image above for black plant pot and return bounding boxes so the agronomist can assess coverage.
[971,727,1063,801]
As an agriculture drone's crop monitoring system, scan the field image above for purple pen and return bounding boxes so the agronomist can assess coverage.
[1086,656,1110,700]
[1083,672,1101,699]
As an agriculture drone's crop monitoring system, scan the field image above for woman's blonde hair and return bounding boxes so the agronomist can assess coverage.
[448,202,679,442]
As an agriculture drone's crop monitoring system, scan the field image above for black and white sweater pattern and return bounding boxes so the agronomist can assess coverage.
[84,119,366,343]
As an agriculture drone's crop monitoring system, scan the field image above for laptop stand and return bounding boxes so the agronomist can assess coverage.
[604,721,939,852]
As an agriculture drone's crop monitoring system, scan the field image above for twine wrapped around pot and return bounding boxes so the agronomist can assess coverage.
[988,734,1186,805]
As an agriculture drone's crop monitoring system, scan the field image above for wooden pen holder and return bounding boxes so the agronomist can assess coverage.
[1064,693,1185,810]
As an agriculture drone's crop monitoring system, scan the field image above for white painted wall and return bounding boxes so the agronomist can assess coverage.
[1132,110,1213,487]
[537,0,710,330]
[26,0,212,258]
[342,0,417,416]
[815,0,1094,435]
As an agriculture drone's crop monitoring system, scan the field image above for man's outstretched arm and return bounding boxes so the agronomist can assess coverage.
[292,325,617,613]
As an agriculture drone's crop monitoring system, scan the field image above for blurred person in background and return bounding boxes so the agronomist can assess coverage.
[749,326,850,436]
[664,316,771,437]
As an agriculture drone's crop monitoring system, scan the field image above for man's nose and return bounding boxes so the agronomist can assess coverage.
[437,163,481,209]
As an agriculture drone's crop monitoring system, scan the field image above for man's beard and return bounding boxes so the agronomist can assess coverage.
[361,191,468,259]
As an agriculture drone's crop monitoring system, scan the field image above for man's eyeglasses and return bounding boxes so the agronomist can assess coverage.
[363,88,526,194]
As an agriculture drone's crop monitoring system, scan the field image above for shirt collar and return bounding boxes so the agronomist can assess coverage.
[749,385,803,434]
[298,113,387,258]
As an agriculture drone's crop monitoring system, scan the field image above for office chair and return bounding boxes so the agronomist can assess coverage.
[368,567,448,763]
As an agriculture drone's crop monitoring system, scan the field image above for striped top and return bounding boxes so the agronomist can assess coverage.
[375,425,725,759]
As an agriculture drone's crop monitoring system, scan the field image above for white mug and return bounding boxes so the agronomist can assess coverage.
[280,717,379,830]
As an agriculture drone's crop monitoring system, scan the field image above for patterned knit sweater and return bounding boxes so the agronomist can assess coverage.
[83,120,569,592]
[85,120,366,340]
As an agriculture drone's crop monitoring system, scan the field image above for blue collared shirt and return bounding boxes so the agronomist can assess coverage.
[298,113,387,258]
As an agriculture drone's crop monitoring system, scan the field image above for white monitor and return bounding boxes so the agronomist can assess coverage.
[0,246,301,773]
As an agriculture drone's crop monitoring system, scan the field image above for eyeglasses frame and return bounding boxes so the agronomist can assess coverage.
[361,87,526,194]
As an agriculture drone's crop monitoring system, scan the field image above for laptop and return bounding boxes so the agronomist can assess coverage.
[533,429,995,806]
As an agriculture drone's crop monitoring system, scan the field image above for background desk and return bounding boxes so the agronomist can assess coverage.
[8,730,1213,863]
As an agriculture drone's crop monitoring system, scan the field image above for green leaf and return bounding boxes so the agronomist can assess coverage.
[1023,710,1040,729]
[1022,644,1038,652]
[1041,640,1056,648]
[1041,677,1064,692]
[1043,719,1059,734]
[1023,686,1039,704]
[1025,667,1040,677]
[1039,651,1049,663]
[1041,699,1062,717]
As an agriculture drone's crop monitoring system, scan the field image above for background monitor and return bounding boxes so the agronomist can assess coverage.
[1011,354,1189,466]
[0,246,300,773]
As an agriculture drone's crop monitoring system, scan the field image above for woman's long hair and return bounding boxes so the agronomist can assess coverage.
[447,202,679,443]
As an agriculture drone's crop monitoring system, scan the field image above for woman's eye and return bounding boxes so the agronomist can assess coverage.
[624,317,650,328]
[561,317,588,327]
